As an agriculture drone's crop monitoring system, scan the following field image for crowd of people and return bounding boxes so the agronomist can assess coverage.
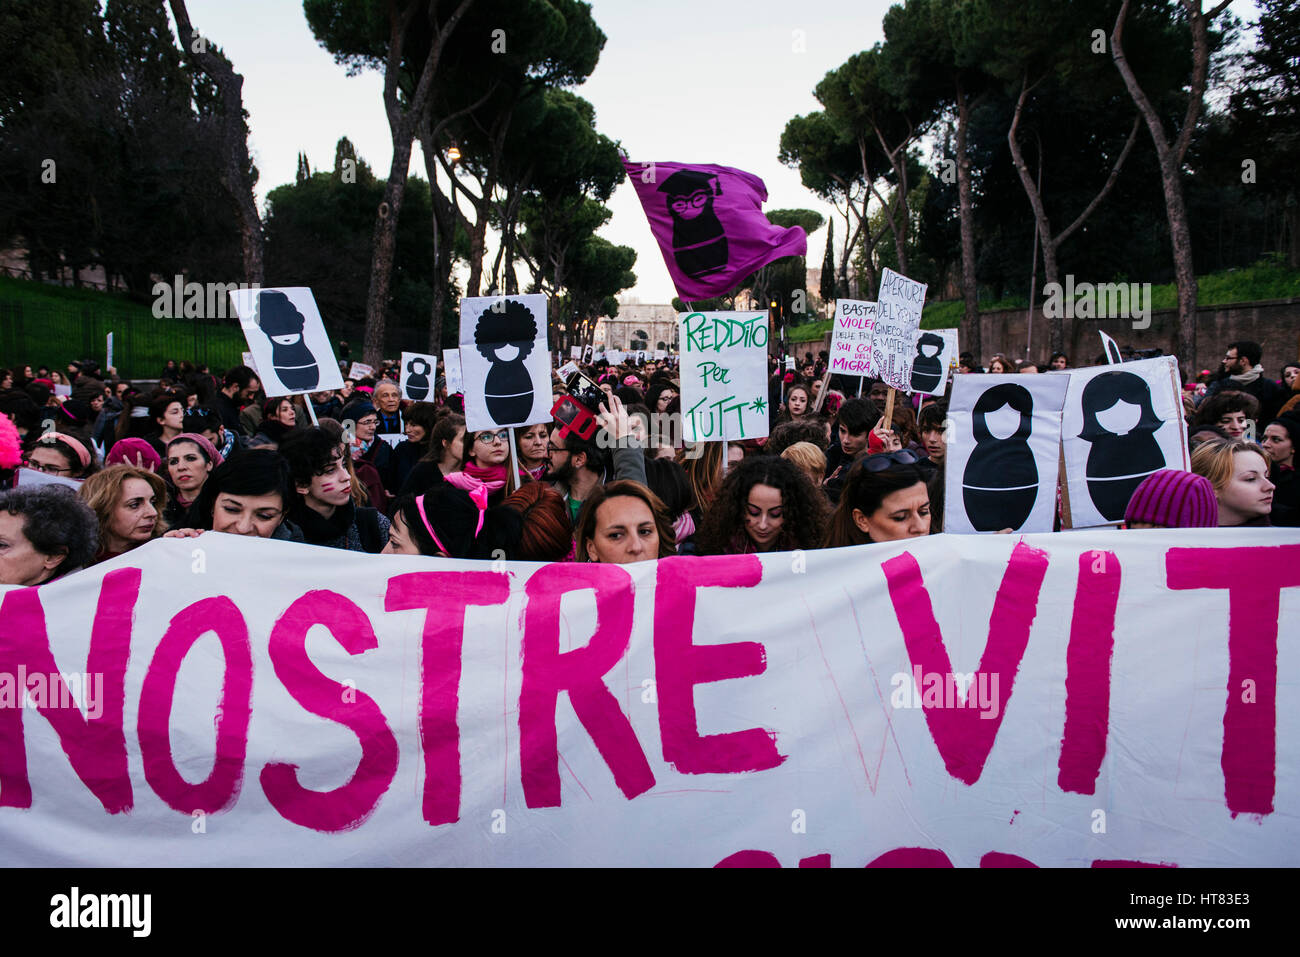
[0,336,1297,588]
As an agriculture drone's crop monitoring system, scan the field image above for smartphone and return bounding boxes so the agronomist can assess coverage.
[565,371,604,416]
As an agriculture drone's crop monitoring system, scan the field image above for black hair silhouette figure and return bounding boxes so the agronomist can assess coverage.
[910,332,945,393]
[255,291,319,391]
[405,356,431,400]
[658,170,727,279]
[1077,370,1166,521]
[962,383,1038,531]
[473,299,538,424]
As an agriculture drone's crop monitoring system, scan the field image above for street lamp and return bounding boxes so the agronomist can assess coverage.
[447,143,462,164]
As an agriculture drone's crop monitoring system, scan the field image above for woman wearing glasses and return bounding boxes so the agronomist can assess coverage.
[695,456,829,555]
[824,452,932,546]
[24,432,98,481]
[445,425,521,505]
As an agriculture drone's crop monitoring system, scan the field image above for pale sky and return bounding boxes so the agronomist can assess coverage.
[180,0,896,303]
[177,0,1259,305]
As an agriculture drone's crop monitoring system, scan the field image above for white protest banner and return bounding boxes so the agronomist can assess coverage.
[348,362,374,381]
[458,295,551,432]
[443,349,463,394]
[399,352,437,402]
[909,328,959,397]
[945,373,1069,534]
[1100,331,1123,365]
[570,346,582,360]
[828,299,876,378]
[2,530,1297,867]
[654,350,668,360]
[1061,356,1189,528]
[678,311,770,442]
[873,268,927,391]
[228,288,344,397]
[13,467,81,490]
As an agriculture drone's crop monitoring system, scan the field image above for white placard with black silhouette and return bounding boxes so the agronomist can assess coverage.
[458,294,551,431]
[1099,330,1123,365]
[228,287,344,398]
[872,268,927,392]
[399,351,437,402]
[944,374,1069,535]
[908,327,959,397]
[1061,355,1188,528]
[443,349,464,394]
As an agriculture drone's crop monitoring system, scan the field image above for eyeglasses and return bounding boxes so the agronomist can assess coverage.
[546,444,566,454]
[861,449,920,473]
[476,430,509,444]
[24,459,72,475]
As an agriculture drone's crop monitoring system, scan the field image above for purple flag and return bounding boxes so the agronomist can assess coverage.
[623,160,808,301]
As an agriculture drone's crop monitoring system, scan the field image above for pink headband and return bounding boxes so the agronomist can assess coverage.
[168,432,224,468]
[38,431,90,469]
[414,485,489,557]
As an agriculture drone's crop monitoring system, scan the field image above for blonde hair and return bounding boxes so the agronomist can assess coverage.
[1190,437,1270,492]
[781,441,826,480]
[675,442,724,513]
[77,464,169,547]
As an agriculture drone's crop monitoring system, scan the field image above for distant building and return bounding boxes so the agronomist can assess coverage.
[596,299,678,350]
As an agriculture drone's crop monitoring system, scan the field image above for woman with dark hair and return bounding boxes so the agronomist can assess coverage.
[23,432,98,480]
[447,424,523,504]
[1049,352,1069,371]
[383,484,522,559]
[169,449,302,541]
[502,481,573,562]
[390,401,442,493]
[163,433,222,527]
[515,422,551,482]
[695,456,829,555]
[779,383,811,424]
[575,480,675,564]
[78,464,168,562]
[1195,390,1259,440]
[146,392,186,459]
[644,456,697,553]
[1260,416,1300,526]
[399,412,465,497]
[1191,437,1275,527]
[825,456,931,546]
[279,427,390,552]
[0,485,99,585]
[1077,370,1167,521]
[250,396,298,448]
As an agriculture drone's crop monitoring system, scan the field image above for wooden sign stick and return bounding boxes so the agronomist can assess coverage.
[883,388,896,432]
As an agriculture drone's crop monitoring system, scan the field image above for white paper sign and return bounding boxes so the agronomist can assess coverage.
[785,356,795,371]
[377,433,404,450]
[909,328,959,397]
[228,287,344,397]
[570,346,582,359]
[945,373,1070,534]
[14,466,81,490]
[53,384,71,398]
[873,268,927,391]
[678,311,770,442]
[557,361,580,379]
[828,299,876,377]
[458,294,551,431]
[655,350,668,361]
[399,352,437,402]
[606,350,624,365]
[443,349,463,395]
[2,531,1298,867]
[1061,356,1189,528]
[348,362,374,381]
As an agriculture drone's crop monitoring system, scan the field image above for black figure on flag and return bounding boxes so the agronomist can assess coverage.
[255,291,319,391]
[405,357,431,400]
[474,299,538,424]
[963,383,1038,531]
[910,332,945,393]
[1078,371,1166,521]
[658,169,727,279]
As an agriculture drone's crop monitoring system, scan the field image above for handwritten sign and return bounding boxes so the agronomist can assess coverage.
[828,299,877,377]
[678,311,770,442]
[443,349,463,395]
[872,268,927,392]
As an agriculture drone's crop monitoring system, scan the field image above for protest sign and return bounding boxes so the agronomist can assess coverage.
[458,295,551,432]
[376,434,404,450]
[52,384,71,398]
[678,311,770,442]
[13,467,80,490]
[1100,331,1123,365]
[443,349,463,395]
[946,374,1069,534]
[1061,356,1188,527]
[557,361,580,380]
[872,268,927,391]
[654,350,668,361]
[2,530,1297,867]
[570,346,582,360]
[228,288,344,397]
[828,299,876,377]
[606,350,624,365]
[909,328,959,397]
[399,352,437,402]
[106,333,113,372]
[348,362,374,381]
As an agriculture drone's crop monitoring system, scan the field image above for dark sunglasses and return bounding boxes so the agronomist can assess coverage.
[861,449,920,472]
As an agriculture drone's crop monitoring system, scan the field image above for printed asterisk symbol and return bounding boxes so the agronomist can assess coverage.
[751,396,767,413]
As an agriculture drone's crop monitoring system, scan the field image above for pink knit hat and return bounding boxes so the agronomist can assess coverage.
[1123,469,1218,528]
[106,437,161,472]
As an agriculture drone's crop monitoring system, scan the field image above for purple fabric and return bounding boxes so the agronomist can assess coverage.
[1123,469,1218,528]
[624,160,808,300]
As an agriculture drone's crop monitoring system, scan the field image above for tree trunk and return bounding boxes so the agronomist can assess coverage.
[955,82,982,364]
[166,0,263,284]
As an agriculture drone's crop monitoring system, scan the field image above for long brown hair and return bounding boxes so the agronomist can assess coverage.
[77,464,169,549]
[575,480,676,561]
[676,442,724,513]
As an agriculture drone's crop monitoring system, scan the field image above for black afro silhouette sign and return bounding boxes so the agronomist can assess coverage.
[229,287,344,397]
[457,294,551,430]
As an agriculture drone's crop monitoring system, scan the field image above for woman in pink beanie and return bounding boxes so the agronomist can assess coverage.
[1123,469,1219,529]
